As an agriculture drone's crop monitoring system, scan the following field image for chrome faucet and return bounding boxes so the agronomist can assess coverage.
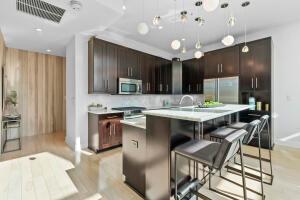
[179,95,194,106]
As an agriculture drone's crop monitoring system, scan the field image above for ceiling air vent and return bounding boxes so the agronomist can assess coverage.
[16,0,66,23]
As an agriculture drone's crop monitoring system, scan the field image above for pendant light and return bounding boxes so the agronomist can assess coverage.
[171,0,181,50]
[203,0,219,12]
[152,0,163,29]
[194,51,204,59]
[222,35,235,46]
[122,0,126,10]
[221,2,234,46]
[137,0,149,35]
[242,1,251,53]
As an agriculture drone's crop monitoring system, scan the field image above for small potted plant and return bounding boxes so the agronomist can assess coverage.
[88,103,104,111]
[5,90,19,117]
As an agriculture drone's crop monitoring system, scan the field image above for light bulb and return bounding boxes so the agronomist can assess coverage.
[222,35,235,46]
[181,47,187,54]
[203,0,219,12]
[180,11,188,23]
[122,5,127,10]
[137,22,149,35]
[228,15,236,27]
[195,41,202,49]
[158,25,163,30]
[153,16,161,26]
[242,45,249,53]
[194,51,204,59]
[171,40,181,50]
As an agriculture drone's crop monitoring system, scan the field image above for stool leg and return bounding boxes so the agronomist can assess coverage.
[239,140,247,200]
[267,120,273,179]
[175,152,178,200]
[209,168,212,190]
[258,130,265,199]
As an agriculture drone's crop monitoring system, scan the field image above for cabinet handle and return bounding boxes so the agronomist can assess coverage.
[106,116,119,119]
[109,124,112,136]
[114,124,116,136]
[251,78,254,89]
[148,82,150,91]
[160,84,162,92]
[255,77,258,89]
[103,80,106,89]
[131,68,133,76]
[188,84,191,92]
[106,80,109,90]
[217,64,220,73]
[166,84,169,92]
[248,113,261,117]
[131,140,138,148]
[197,84,199,92]
[127,67,130,76]
[221,64,223,73]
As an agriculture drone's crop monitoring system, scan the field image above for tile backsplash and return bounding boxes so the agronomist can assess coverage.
[87,94,204,109]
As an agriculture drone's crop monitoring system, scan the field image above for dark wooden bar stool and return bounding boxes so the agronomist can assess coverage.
[174,129,248,200]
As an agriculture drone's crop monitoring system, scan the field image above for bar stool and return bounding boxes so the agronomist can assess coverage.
[226,120,266,199]
[229,115,274,185]
[174,129,248,200]
[209,126,236,142]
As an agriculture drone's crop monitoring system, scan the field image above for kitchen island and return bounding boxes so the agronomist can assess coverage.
[142,104,253,200]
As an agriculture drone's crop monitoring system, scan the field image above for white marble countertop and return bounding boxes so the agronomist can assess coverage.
[88,109,124,115]
[120,117,146,130]
[143,104,254,122]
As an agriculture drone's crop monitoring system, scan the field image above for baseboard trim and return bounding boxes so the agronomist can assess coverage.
[275,139,300,149]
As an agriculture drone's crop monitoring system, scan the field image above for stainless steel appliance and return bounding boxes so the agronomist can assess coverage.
[118,78,142,95]
[204,76,239,104]
[112,106,146,119]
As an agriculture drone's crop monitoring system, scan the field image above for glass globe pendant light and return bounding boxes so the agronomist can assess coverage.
[203,0,219,12]
[171,40,181,50]
[194,51,204,59]
[171,0,181,50]
[137,22,149,35]
[222,35,234,46]
[137,0,149,35]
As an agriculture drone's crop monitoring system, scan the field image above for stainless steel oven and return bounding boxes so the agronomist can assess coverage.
[118,78,142,94]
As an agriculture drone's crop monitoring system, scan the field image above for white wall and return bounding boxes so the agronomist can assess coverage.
[178,21,300,148]
[66,33,203,150]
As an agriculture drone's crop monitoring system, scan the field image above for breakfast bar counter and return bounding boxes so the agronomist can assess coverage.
[142,104,253,200]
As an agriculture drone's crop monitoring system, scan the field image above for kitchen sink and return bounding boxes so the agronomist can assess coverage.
[169,107,231,113]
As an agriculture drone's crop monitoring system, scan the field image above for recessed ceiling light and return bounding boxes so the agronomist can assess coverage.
[35,28,43,32]
[46,49,51,52]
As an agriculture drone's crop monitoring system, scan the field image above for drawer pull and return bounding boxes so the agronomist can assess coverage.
[248,114,261,117]
[131,140,138,148]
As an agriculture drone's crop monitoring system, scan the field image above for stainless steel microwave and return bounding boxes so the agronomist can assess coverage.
[118,78,142,94]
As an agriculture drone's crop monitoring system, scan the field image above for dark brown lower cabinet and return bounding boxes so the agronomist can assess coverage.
[122,124,146,197]
[88,113,123,152]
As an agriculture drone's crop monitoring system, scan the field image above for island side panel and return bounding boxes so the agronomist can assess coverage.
[146,115,171,200]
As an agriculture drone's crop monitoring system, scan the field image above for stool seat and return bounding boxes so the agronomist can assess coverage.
[228,122,248,130]
[210,127,237,139]
[174,140,220,167]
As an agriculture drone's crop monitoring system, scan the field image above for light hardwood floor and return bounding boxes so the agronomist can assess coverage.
[0,132,300,200]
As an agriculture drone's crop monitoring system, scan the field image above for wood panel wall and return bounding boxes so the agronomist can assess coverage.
[4,48,66,137]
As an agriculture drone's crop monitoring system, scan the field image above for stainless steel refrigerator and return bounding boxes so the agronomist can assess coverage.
[204,76,239,104]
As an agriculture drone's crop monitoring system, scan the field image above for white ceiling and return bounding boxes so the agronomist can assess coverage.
[1,0,300,57]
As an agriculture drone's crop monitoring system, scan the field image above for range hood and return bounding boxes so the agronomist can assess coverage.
[172,58,183,94]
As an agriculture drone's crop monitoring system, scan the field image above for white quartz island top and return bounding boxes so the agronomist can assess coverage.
[143,104,253,122]
[120,117,146,129]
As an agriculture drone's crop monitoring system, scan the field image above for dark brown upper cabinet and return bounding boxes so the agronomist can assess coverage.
[155,57,172,94]
[182,58,204,94]
[140,54,156,94]
[204,46,239,79]
[88,38,118,94]
[239,38,271,92]
[118,47,140,79]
